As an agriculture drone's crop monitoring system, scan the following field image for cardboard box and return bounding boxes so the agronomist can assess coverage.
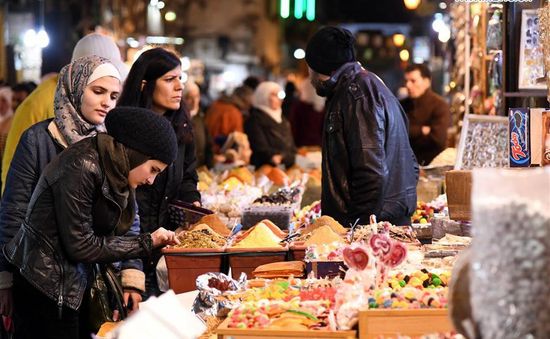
[445,170,472,221]
[530,108,544,165]
[509,108,531,167]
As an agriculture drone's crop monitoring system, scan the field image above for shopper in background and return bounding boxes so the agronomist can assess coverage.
[11,82,37,111]
[117,47,200,298]
[400,63,451,165]
[0,55,126,323]
[245,81,296,169]
[0,87,13,166]
[205,86,250,151]
[243,75,260,92]
[305,26,418,226]
[288,78,325,147]
[3,107,179,339]
[183,81,214,169]
[281,80,298,119]
[0,88,13,125]
[1,33,129,193]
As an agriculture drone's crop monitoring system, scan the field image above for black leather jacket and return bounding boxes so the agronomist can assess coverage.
[321,62,419,226]
[3,137,153,311]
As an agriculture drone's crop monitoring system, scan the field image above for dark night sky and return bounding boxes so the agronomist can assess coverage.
[318,0,416,23]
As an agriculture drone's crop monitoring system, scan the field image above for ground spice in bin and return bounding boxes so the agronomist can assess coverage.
[174,227,226,249]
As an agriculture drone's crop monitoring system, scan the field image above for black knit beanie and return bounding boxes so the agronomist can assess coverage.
[105,106,178,165]
[305,26,356,75]
[126,147,150,170]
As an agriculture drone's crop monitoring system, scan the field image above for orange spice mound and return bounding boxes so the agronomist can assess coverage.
[304,225,344,247]
[194,214,230,236]
[301,215,347,235]
[233,222,283,248]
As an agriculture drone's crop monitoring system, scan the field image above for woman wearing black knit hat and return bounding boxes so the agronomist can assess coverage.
[117,47,201,298]
[3,107,179,339]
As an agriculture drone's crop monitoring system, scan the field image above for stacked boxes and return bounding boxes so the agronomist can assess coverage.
[509,108,550,167]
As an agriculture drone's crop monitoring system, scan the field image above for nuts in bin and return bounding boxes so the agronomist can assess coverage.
[173,228,226,249]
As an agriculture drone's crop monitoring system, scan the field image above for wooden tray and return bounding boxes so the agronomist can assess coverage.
[358,309,453,339]
[216,317,357,339]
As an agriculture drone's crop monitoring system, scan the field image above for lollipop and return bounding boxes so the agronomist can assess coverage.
[343,246,370,271]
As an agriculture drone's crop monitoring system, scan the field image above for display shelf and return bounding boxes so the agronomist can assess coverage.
[503,91,547,97]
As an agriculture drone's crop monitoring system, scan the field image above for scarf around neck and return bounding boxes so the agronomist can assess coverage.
[252,81,283,123]
[96,133,136,235]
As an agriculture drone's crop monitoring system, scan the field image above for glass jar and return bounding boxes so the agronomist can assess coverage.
[470,167,550,338]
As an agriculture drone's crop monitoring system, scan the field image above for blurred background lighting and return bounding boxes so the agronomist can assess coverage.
[438,26,451,43]
[432,17,445,32]
[392,34,406,47]
[181,56,191,71]
[404,0,421,10]
[23,29,37,47]
[293,48,305,59]
[165,11,176,21]
[280,0,290,18]
[399,49,410,62]
[37,28,49,48]
[306,0,315,21]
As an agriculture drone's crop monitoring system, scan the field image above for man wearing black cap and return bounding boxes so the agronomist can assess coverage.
[305,26,419,226]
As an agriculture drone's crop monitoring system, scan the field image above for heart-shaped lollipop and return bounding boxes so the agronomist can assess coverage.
[369,234,392,256]
[382,241,407,267]
[343,246,370,271]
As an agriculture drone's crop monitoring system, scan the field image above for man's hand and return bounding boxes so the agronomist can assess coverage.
[0,288,13,316]
[421,126,431,136]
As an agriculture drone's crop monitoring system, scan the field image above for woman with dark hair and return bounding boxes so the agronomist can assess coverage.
[4,107,180,338]
[117,48,200,297]
[0,56,148,320]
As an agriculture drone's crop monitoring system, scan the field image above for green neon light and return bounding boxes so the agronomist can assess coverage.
[280,0,290,18]
[295,0,304,19]
[306,0,315,21]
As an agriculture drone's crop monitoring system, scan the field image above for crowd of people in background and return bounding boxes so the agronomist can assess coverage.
[0,28,453,338]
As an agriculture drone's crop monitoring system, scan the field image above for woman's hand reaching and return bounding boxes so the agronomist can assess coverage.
[151,227,180,248]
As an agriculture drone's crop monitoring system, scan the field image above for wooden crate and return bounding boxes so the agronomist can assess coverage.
[216,317,356,339]
[163,248,225,293]
[358,309,453,339]
[227,248,288,280]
